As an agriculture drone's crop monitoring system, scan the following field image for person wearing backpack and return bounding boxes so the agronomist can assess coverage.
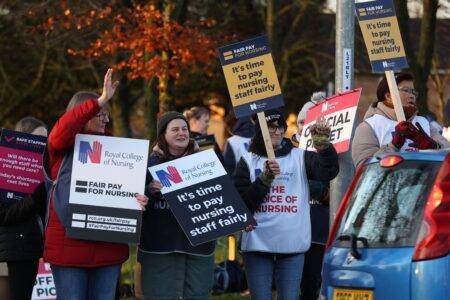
[234,110,339,300]
[0,117,48,300]
[44,69,148,299]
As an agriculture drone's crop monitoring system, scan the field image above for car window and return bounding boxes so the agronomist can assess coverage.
[335,160,440,247]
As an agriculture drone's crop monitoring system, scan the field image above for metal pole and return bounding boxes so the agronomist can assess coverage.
[330,0,355,223]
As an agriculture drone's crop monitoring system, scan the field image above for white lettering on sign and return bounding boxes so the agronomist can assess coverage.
[86,222,136,233]
[342,48,352,91]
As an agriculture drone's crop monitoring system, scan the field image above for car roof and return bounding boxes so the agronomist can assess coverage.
[368,149,450,164]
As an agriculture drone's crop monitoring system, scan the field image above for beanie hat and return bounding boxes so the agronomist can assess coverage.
[253,109,286,134]
[264,109,285,125]
[157,111,188,137]
[297,91,327,123]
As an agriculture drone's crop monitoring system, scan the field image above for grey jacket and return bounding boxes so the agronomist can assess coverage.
[351,102,450,168]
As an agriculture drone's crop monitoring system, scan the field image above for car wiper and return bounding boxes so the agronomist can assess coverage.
[337,234,369,259]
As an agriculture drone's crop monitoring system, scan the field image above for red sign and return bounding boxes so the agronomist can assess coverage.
[299,89,361,153]
[32,260,56,300]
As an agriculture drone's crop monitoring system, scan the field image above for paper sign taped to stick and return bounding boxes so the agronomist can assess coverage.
[32,261,56,300]
[218,36,284,117]
[148,149,253,246]
[0,129,46,203]
[355,0,408,73]
[299,89,361,153]
[67,134,149,243]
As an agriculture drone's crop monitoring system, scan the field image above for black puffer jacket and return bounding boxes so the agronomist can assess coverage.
[0,183,46,261]
[234,139,339,213]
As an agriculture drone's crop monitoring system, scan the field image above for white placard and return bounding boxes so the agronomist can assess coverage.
[148,149,227,194]
[69,134,149,210]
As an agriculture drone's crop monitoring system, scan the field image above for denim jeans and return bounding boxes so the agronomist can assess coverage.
[140,251,214,300]
[51,264,121,300]
[242,252,305,300]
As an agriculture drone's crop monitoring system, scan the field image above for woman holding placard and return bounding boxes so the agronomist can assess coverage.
[234,109,339,300]
[44,69,148,299]
[139,111,215,300]
[0,117,47,300]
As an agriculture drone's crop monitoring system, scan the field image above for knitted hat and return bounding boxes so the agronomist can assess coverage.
[265,109,285,125]
[156,111,188,137]
[297,91,327,123]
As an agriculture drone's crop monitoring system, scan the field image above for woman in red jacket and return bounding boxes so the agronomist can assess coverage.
[44,69,148,299]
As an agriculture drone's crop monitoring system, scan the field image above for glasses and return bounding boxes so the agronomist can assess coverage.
[96,112,110,121]
[268,124,285,134]
[399,87,418,97]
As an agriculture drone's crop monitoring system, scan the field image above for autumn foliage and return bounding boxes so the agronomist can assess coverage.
[43,3,217,81]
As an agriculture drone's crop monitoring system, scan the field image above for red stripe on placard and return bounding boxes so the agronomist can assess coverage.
[304,89,361,123]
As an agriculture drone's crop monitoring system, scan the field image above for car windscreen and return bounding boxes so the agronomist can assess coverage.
[334,160,440,248]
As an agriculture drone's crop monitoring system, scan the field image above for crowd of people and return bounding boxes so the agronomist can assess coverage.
[0,68,449,300]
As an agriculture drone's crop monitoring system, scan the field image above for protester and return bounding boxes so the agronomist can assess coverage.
[0,117,47,300]
[139,111,215,300]
[234,109,339,300]
[223,115,255,176]
[352,72,450,168]
[292,92,327,145]
[295,96,330,300]
[184,106,224,162]
[44,69,148,299]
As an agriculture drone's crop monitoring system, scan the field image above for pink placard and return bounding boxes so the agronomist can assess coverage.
[0,129,46,201]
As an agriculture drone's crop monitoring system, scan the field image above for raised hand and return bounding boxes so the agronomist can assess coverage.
[97,68,119,107]
[310,116,331,151]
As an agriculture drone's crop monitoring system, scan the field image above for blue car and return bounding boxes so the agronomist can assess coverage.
[321,150,450,300]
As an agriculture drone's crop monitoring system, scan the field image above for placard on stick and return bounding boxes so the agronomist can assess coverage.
[0,129,46,202]
[218,36,284,159]
[148,149,253,246]
[299,89,361,153]
[356,0,408,121]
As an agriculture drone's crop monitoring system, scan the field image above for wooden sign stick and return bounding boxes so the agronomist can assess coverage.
[257,111,276,159]
[385,70,406,122]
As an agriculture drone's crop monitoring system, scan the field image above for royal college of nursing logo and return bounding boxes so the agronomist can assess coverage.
[156,166,183,187]
[78,141,102,164]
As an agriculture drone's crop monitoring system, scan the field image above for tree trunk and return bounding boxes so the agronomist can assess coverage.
[415,0,438,114]
[158,0,175,114]
[145,77,159,141]
[111,76,132,137]
[395,0,438,115]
